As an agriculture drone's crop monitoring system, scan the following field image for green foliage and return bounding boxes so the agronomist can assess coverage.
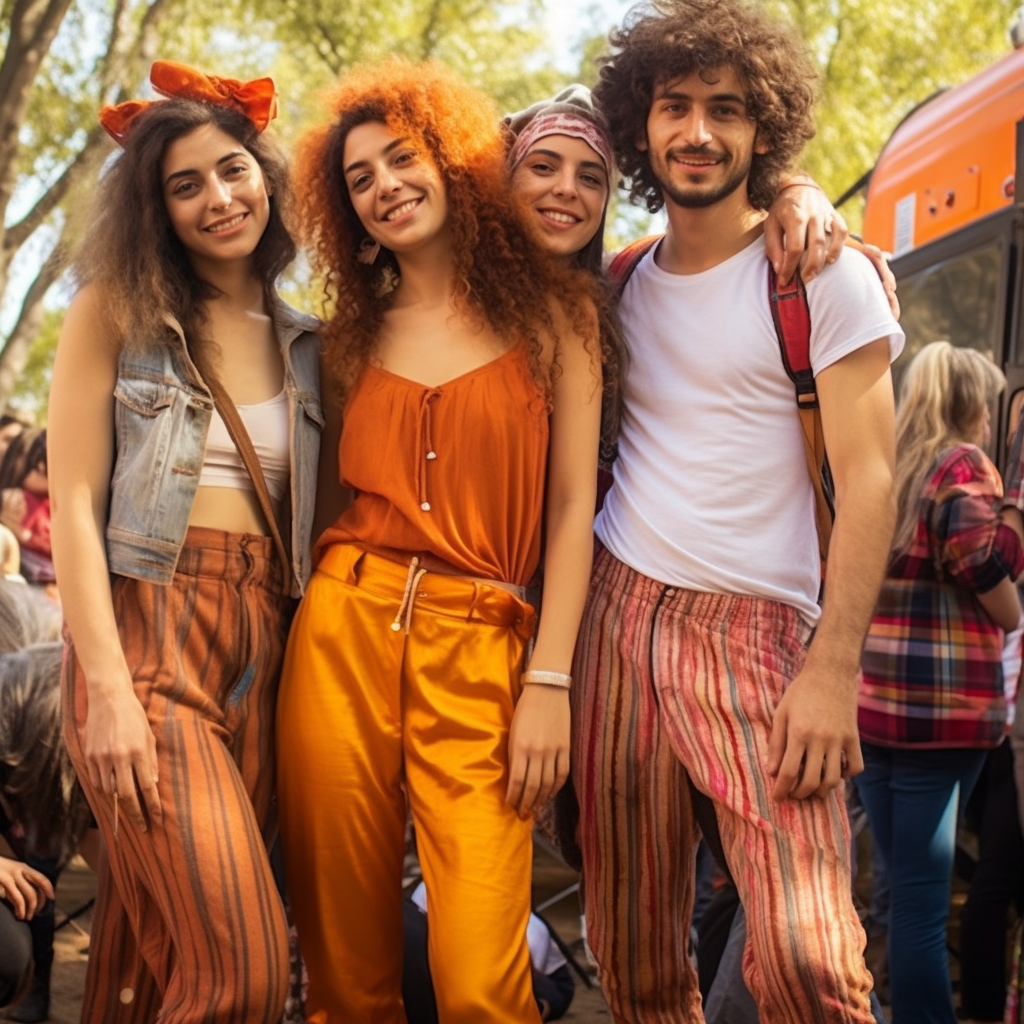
[4,0,1023,417]
[0,0,568,414]
[193,0,563,139]
[778,0,1020,231]
[7,308,64,422]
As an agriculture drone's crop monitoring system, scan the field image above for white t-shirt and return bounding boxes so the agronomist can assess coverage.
[595,235,904,625]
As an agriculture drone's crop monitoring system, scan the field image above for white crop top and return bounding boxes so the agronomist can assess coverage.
[199,390,290,502]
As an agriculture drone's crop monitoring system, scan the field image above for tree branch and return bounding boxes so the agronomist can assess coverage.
[418,0,445,58]
[2,124,106,254]
[97,0,131,98]
[0,0,76,228]
[97,0,179,105]
[0,247,63,409]
[273,0,346,74]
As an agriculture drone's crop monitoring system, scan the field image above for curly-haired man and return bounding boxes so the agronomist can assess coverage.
[570,1,905,1020]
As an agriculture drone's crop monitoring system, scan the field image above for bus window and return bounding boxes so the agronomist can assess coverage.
[891,241,1003,391]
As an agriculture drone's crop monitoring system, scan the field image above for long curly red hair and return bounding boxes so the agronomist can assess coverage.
[294,60,599,400]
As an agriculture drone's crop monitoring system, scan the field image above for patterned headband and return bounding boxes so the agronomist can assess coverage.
[507,112,614,178]
[99,60,279,146]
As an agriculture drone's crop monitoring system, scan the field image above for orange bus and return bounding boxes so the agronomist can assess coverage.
[859,34,1024,454]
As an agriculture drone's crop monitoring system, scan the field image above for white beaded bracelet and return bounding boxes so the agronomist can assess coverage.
[521,669,572,689]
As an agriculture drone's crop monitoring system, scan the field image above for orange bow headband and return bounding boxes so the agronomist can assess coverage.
[99,60,279,145]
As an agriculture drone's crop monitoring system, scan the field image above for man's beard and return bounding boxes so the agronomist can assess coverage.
[658,149,750,209]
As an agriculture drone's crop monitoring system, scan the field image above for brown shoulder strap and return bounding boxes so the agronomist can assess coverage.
[797,404,833,571]
[205,376,292,588]
[767,263,834,569]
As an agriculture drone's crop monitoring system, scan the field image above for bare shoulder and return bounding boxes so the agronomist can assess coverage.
[62,283,120,344]
[545,290,599,360]
[49,286,121,494]
[56,284,121,365]
[52,284,122,401]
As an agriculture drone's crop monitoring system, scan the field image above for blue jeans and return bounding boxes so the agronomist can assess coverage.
[855,743,986,1024]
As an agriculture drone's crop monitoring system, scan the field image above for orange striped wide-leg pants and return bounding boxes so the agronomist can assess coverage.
[571,546,874,1024]
[62,527,292,1024]
[276,544,539,1024]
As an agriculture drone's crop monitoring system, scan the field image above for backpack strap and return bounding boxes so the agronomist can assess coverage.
[608,235,662,293]
[767,263,834,566]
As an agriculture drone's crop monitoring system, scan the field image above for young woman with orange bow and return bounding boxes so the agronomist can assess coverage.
[49,61,320,1024]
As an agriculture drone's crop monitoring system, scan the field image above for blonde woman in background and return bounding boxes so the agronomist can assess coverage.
[857,341,1024,1024]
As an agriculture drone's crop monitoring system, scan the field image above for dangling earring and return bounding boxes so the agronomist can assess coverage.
[358,236,381,265]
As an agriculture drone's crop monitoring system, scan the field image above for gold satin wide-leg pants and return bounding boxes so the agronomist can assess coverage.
[277,544,540,1024]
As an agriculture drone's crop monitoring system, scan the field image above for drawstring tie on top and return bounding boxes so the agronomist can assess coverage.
[416,388,440,512]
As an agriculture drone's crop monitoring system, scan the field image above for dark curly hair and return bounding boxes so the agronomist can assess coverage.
[293,60,600,401]
[0,427,45,492]
[72,99,296,356]
[595,0,818,212]
[0,642,90,866]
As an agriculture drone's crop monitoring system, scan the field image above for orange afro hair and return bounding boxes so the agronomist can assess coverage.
[294,59,600,400]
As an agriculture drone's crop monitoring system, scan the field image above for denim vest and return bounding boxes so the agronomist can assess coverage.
[106,297,322,596]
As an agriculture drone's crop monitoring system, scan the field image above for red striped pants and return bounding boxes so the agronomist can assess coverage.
[571,546,874,1023]
[62,527,292,1024]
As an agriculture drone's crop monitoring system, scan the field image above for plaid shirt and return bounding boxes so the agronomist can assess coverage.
[859,445,1024,749]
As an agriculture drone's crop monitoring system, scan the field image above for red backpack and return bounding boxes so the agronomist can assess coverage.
[606,235,835,567]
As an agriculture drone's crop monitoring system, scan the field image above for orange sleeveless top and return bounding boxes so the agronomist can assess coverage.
[318,344,549,587]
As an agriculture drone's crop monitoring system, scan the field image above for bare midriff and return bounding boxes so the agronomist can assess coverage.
[188,486,279,537]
